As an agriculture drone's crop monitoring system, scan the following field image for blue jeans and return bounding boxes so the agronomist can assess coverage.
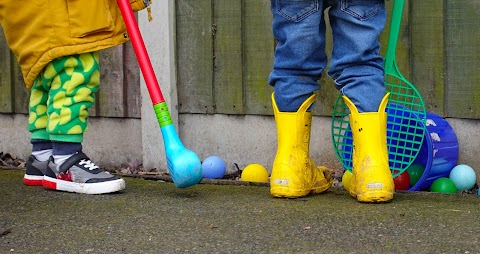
[269,0,386,113]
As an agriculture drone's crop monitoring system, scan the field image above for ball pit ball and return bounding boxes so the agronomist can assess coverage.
[449,164,477,191]
[201,156,226,179]
[406,163,425,187]
[393,171,410,191]
[342,170,353,191]
[430,177,458,194]
[241,164,269,183]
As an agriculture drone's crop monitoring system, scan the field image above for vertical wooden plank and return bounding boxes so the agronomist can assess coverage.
[176,0,214,114]
[243,0,274,115]
[12,57,29,114]
[123,42,141,118]
[212,0,244,114]
[410,0,445,115]
[445,1,480,119]
[0,27,13,113]
[98,46,125,117]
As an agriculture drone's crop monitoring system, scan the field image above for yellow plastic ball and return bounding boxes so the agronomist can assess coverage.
[342,170,353,191]
[241,164,269,183]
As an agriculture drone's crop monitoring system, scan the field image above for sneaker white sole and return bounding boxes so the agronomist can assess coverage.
[43,176,125,194]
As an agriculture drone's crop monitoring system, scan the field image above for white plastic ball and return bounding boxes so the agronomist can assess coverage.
[449,164,477,191]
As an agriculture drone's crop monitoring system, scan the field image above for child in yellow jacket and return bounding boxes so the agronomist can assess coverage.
[0,0,150,194]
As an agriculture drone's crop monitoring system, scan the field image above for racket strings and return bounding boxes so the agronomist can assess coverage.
[332,74,426,177]
[386,74,424,111]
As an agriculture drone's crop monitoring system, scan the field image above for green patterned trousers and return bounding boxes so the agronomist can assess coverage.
[28,52,100,143]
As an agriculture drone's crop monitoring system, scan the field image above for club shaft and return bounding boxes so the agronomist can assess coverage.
[117,0,164,104]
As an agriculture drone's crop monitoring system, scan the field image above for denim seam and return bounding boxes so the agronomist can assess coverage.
[276,0,319,23]
[340,0,382,21]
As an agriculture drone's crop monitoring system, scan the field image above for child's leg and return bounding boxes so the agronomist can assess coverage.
[45,52,99,147]
[268,0,328,112]
[38,52,125,194]
[24,76,54,186]
[327,0,387,113]
[328,1,393,202]
[268,0,332,198]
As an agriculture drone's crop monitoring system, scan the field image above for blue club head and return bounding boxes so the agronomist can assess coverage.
[161,124,202,188]
[166,147,203,188]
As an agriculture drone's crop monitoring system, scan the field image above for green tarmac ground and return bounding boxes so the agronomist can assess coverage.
[1,170,479,254]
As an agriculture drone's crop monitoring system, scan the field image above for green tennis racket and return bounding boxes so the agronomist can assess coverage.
[331,0,426,177]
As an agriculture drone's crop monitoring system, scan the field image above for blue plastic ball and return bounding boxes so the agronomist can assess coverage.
[449,164,477,191]
[201,156,226,179]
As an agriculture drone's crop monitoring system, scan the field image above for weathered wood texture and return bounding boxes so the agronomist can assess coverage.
[410,1,445,115]
[444,1,480,118]
[176,0,214,114]
[0,27,141,118]
[2,1,480,119]
[175,0,480,119]
[176,0,274,115]
[0,26,13,113]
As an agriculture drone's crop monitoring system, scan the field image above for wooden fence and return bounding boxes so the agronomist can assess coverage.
[1,1,480,119]
[175,0,480,119]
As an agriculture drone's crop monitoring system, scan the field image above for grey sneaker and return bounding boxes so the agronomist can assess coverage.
[43,152,125,194]
[23,155,49,186]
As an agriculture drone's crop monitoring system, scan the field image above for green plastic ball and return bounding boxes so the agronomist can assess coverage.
[406,163,425,187]
[430,177,458,194]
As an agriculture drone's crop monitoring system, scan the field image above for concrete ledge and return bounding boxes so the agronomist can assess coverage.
[0,114,142,169]
[179,114,342,174]
[447,118,480,173]
[0,114,30,160]
[1,113,478,186]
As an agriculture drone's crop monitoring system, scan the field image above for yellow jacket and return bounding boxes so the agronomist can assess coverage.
[0,0,149,88]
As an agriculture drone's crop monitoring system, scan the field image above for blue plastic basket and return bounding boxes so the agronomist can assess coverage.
[409,112,458,191]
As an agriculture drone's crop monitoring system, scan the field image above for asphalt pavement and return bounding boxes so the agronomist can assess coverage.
[1,170,479,254]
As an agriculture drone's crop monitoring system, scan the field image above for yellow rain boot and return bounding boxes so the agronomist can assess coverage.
[270,93,333,198]
[343,93,394,203]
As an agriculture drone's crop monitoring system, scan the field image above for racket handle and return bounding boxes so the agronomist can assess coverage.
[385,0,405,71]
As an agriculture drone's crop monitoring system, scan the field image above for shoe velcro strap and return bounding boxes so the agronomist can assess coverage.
[58,152,90,172]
